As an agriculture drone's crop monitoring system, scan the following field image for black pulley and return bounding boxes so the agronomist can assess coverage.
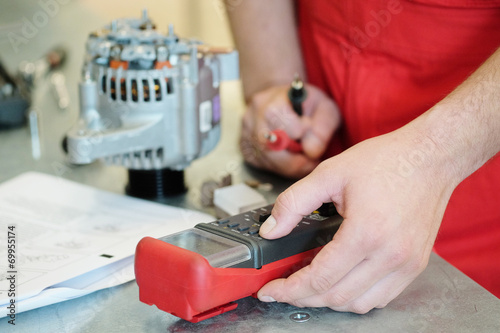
[126,168,186,199]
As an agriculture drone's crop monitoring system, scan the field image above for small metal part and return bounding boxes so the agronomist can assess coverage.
[291,73,304,90]
[244,179,260,188]
[289,312,311,323]
[110,46,121,60]
[201,180,219,207]
[29,109,41,160]
[265,132,277,143]
[244,180,273,192]
[156,46,168,62]
[200,174,233,207]
[258,183,273,191]
[51,72,70,110]
[288,73,307,116]
[219,174,232,187]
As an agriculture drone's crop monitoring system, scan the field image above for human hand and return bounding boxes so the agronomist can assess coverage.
[240,84,340,178]
[257,128,459,313]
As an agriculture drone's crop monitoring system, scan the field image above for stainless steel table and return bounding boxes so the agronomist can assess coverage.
[1,1,499,332]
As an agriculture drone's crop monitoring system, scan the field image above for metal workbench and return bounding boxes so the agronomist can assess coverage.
[1,1,499,332]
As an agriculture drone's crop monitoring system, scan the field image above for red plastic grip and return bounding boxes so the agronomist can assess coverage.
[135,236,321,322]
[266,129,303,153]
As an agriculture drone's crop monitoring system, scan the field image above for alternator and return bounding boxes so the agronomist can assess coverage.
[65,10,238,197]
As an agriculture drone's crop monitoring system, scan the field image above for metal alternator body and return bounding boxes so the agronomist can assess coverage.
[65,12,238,184]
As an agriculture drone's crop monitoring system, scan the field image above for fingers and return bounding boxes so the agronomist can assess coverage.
[240,89,316,178]
[270,271,414,314]
[259,160,342,239]
[257,229,426,314]
[257,225,365,301]
[330,272,416,313]
[258,206,431,313]
[239,84,339,178]
[253,128,445,315]
[240,113,318,177]
[258,214,371,300]
[263,103,304,140]
[301,89,341,160]
[250,86,306,140]
[269,262,421,314]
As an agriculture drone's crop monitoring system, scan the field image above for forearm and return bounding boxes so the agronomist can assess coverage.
[226,0,305,101]
[403,48,500,187]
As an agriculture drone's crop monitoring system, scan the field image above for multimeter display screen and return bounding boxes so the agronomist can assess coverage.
[159,229,251,268]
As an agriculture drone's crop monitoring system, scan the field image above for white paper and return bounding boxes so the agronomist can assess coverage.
[0,172,213,317]
[6,256,135,315]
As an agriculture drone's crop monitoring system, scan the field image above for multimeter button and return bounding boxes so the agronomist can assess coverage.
[218,219,229,225]
[317,203,337,217]
[227,222,239,228]
[258,213,271,222]
[237,225,249,232]
[248,228,260,235]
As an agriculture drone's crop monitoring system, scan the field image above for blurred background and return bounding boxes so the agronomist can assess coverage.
[0,0,255,210]
[0,0,235,67]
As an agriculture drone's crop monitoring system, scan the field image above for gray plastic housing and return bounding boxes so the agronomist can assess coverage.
[65,15,239,171]
[160,203,342,269]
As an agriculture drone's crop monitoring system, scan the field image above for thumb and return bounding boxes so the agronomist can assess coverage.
[259,163,341,239]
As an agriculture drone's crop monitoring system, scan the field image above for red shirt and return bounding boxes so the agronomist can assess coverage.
[298,0,500,297]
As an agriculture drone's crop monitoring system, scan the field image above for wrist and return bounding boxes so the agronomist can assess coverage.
[390,111,464,194]
[418,48,500,183]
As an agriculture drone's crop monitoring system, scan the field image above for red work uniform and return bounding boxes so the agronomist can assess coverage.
[298,0,500,297]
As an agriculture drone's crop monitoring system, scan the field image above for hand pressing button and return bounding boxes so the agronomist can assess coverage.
[259,213,271,222]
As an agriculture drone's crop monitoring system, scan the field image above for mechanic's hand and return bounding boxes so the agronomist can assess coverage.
[257,127,458,313]
[240,84,340,178]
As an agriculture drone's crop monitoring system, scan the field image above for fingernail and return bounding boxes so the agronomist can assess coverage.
[260,295,276,303]
[259,215,276,236]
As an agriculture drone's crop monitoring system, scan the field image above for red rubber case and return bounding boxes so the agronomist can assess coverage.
[135,236,321,323]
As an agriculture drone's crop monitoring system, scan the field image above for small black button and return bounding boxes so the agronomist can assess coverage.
[218,219,229,225]
[237,225,249,232]
[317,203,337,217]
[228,222,239,228]
[258,213,271,223]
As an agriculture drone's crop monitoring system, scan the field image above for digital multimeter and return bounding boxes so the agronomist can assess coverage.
[135,203,342,323]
